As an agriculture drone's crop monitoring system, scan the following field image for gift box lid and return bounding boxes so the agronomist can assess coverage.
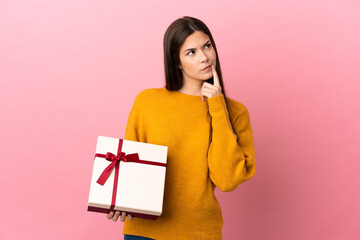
[88,136,168,216]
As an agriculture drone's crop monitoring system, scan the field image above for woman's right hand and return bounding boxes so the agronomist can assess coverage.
[107,211,133,222]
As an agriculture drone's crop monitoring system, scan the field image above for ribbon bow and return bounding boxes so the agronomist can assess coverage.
[106,152,127,162]
[96,151,140,186]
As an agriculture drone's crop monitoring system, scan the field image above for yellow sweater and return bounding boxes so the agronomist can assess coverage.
[122,87,256,240]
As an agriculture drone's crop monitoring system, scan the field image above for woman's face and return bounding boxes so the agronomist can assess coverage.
[178,31,217,82]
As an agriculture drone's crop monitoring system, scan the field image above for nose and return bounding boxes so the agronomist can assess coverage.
[199,50,209,63]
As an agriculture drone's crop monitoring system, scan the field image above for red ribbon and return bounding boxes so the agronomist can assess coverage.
[95,151,140,186]
[94,138,167,210]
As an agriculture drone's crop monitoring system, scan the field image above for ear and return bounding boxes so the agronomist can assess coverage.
[178,63,182,69]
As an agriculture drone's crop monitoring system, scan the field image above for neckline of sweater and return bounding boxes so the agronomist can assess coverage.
[162,87,203,99]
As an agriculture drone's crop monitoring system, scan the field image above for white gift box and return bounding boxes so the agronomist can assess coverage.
[87,136,168,220]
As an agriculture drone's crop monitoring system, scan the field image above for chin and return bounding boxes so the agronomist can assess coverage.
[199,72,213,78]
[197,76,211,81]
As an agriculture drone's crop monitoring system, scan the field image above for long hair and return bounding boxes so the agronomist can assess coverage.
[163,16,238,136]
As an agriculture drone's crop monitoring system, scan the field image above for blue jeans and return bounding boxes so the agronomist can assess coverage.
[123,234,155,240]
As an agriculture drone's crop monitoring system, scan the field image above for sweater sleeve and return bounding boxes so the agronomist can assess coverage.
[207,94,256,192]
[124,94,141,142]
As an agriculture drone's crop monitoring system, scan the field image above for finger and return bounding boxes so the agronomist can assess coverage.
[201,91,210,101]
[128,214,133,221]
[211,65,220,87]
[203,81,222,97]
[107,211,114,219]
[112,211,121,221]
[202,82,217,90]
[202,88,215,97]
[201,91,212,100]
[202,86,217,92]
[202,85,218,94]
[120,212,126,222]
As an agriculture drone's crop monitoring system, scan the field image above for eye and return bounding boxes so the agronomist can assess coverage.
[205,43,212,48]
[187,50,195,56]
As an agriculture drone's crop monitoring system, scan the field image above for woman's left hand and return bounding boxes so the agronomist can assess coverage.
[201,65,222,102]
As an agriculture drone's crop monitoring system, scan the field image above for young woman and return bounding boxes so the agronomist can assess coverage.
[107,16,256,240]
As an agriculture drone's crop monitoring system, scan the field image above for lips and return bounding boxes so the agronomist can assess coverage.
[202,65,211,71]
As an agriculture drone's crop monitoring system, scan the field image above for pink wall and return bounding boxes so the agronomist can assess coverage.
[1,0,359,239]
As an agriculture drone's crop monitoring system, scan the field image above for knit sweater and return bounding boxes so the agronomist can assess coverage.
[122,87,256,240]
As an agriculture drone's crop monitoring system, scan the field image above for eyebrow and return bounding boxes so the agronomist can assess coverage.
[184,40,211,53]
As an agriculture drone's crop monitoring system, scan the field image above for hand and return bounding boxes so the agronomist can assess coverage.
[107,211,133,222]
[201,64,222,102]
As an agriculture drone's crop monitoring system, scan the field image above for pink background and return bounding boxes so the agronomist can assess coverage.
[1,0,359,239]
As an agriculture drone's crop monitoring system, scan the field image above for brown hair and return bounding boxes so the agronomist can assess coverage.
[163,16,237,136]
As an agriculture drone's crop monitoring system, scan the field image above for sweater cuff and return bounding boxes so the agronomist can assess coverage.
[207,94,227,114]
